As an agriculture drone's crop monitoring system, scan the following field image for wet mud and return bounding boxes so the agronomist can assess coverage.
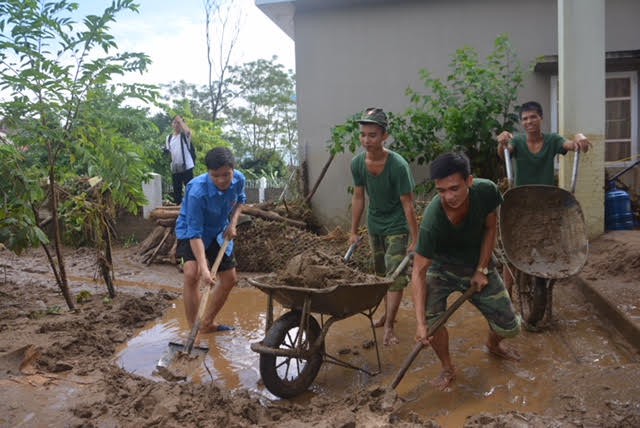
[1,233,639,427]
[278,248,381,288]
[500,186,589,278]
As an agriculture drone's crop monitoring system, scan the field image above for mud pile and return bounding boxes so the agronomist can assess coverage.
[276,248,382,288]
[235,218,374,274]
[582,234,640,279]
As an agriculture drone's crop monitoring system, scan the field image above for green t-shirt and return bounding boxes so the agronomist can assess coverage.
[416,178,502,267]
[510,133,567,186]
[351,150,415,235]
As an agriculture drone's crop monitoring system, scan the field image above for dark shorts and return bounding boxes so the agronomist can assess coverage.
[369,233,409,292]
[426,263,521,338]
[176,239,236,272]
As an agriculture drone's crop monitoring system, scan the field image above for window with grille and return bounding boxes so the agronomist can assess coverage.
[550,71,638,166]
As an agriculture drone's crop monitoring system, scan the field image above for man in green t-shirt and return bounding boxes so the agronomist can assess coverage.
[497,101,591,186]
[350,107,419,346]
[412,152,521,390]
[496,101,591,294]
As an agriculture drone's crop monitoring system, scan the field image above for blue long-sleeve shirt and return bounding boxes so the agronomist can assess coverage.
[175,170,246,248]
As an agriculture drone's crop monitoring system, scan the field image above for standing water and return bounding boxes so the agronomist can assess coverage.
[114,278,638,426]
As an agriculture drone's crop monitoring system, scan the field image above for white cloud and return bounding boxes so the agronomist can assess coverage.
[108,0,294,86]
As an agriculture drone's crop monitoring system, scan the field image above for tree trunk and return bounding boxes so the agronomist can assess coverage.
[48,166,75,311]
[242,205,307,229]
[139,226,168,255]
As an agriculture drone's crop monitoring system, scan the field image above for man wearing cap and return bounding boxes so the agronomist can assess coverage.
[349,107,419,346]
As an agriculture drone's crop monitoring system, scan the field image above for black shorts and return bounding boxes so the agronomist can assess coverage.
[176,239,236,272]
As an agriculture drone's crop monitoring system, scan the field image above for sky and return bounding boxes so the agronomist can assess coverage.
[75,0,295,87]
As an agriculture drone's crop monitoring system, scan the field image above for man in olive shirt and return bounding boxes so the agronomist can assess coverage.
[496,101,591,294]
[350,107,419,346]
[497,101,591,186]
[412,152,521,390]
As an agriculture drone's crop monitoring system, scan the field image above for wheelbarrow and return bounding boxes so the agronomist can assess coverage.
[499,148,589,328]
[248,254,411,398]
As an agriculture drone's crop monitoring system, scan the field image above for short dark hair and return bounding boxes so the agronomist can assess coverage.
[519,101,543,119]
[430,152,471,181]
[205,147,235,170]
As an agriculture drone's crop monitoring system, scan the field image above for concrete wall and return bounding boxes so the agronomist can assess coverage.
[245,187,285,203]
[292,0,640,229]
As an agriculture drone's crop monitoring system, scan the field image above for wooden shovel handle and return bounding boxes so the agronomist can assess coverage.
[184,237,231,353]
[390,286,475,389]
[195,238,231,321]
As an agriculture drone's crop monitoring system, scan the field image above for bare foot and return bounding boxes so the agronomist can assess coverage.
[383,328,399,346]
[487,342,521,361]
[430,367,456,391]
[373,314,386,328]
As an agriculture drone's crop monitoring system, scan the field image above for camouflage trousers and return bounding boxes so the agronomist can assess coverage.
[370,233,409,292]
[426,263,521,338]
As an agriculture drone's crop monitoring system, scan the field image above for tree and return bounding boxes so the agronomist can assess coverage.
[328,34,523,185]
[204,0,241,122]
[240,147,287,179]
[0,0,154,310]
[226,57,297,165]
[162,80,212,121]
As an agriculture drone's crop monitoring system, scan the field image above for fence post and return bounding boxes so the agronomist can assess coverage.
[258,177,267,203]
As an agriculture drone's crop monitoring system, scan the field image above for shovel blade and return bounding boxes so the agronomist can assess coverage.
[155,341,209,369]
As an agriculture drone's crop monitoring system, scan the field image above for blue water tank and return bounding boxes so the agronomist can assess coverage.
[605,188,634,230]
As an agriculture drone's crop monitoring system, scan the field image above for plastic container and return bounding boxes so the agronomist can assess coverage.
[605,188,634,230]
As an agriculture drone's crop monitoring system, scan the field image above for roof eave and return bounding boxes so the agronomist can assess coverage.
[255,0,295,40]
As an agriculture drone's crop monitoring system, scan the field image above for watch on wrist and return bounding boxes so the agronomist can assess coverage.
[477,267,489,275]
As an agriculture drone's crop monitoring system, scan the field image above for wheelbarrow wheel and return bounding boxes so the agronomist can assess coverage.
[260,310,323,398]
[516,271,547,330]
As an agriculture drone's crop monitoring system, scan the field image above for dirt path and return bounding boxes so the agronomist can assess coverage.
[1,238,639,427]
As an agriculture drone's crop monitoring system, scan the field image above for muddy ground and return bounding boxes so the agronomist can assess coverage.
[1,233,639,427]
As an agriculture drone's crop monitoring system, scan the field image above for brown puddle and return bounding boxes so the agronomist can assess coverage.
[113,279,638,426]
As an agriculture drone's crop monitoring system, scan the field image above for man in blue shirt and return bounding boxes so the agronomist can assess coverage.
[175,147,246,333]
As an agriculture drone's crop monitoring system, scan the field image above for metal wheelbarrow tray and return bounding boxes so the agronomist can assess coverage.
[248,274,393,398]
[500,184,589,279]
[498,149,589,328]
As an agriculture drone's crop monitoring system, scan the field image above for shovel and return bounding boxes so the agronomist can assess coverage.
[343,235,363,263]
[390,286,475,389]
[156,237,231,372]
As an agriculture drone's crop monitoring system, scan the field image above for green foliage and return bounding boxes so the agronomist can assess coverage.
[240,147,287,178]
[328,34,523,182]
[76,290,93,304]
[226,56,297,164]
[162,80,227,121]
[328,113,361,156]
[57,180,114,247]
[0,143,48,254]
[0,0,156,309]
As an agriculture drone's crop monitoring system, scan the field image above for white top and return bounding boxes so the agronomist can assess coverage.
[166,133,195,171]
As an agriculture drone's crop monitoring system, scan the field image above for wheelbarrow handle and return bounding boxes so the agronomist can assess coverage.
[388,252,413,281]
[390,286,475,389]
[503,147,514,188]
[570,150,580,194]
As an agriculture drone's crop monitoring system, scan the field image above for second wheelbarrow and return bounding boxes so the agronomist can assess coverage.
[499,149,589,326]
[248,254,412,398]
